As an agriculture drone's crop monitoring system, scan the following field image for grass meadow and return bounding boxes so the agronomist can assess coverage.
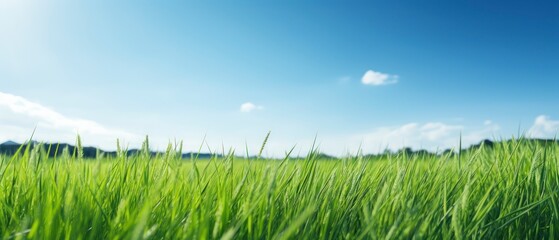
[0,137,558,239]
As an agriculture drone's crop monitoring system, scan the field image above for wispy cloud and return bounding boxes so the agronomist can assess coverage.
[358,122,462,152]
[240,102,264,113]
[344,120,501,154]
[528,115,559,138]
[0,91,138,148]
[361,70,398,86]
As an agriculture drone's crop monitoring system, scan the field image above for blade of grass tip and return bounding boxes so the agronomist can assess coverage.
[194,134,207,161]
[141,135,150,158]
[221,141,225,160]
[205,140,221,170]
[178,140,184,160]
[51,143,60,170]
[29,126,37,144]
[191,135,207,184]
[357,141,364,160]
[305,133,319,160]
[245,140,250,160]
[76,134,83,160]
[228,147,235,175]
[257,131,271,160]
[244,140,255,180]
[280,144,297,167]
[34,142,44,172]
[311,133,318,154]
[204,138,213,154]
[22,127,37,160]
[201,142,217,176]
[45,143,52,160]
[71,134,78,159]
[517,122,523,139]
[117,138,122,155]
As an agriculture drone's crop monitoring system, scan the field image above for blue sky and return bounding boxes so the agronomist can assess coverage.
[1,1,558,156]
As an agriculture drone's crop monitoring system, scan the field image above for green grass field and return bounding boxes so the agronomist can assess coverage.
[1,138,558,239]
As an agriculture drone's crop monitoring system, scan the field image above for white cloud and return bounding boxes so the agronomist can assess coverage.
[240,102,263,113]
[0,91,138,148]
[361,70,398,86]
[528,115,559,138]
[357,122,462,152]
[341,120,501,154]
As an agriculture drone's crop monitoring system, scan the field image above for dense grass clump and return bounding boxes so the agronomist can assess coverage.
[0,138,558,239]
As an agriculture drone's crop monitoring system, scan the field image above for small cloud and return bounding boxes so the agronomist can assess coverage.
[484,120,493,126]
[240,102,264,113]
[361,70,398,86]
[528,115,559,138]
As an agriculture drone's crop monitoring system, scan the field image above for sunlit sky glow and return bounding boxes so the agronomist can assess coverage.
[1,1,558,156]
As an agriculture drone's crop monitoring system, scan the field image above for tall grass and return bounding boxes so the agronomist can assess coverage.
[0,138,558,239]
